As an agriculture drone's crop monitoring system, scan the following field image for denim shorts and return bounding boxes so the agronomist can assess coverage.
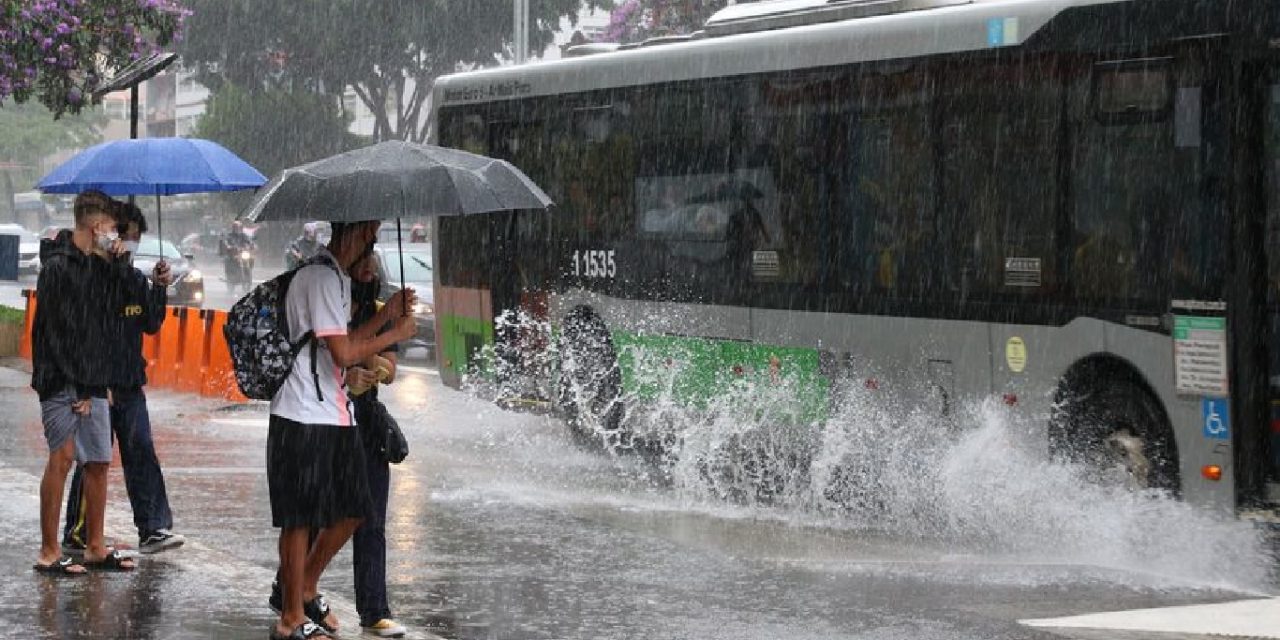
[40,389,111,464]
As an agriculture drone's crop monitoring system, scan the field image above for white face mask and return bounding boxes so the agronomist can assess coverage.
[95,230,119,252]
[122,240,139,254]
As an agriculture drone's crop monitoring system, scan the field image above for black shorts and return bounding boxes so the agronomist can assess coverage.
[267,415,372,529]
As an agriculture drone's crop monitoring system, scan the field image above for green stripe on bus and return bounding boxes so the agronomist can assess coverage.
[439,313,496,379]
[613,332,830,423]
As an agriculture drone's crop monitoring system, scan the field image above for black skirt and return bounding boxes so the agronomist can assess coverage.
[266,415,372,529]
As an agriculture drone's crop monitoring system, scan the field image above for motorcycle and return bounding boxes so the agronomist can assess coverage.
[224,244,255,295]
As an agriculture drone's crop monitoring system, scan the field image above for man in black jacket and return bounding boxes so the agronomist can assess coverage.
[32,191,135,574]
[62,203,185,556]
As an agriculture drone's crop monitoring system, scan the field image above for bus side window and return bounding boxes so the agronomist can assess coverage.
[939,58,1060,300]
[1070,57,1202,307]
[837,66,933,298]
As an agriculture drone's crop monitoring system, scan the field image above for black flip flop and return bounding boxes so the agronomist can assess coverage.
[82,549,136,572]
[269,621,331,639]
[32,556,86,576]
[304,594,337,633]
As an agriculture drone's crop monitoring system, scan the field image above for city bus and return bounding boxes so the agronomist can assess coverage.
[427,0,1280,510]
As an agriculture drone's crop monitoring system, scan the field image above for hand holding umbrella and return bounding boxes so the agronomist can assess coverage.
[384,287,418,319]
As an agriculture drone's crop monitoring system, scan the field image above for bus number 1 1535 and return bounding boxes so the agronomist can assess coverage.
[571,249,617,279]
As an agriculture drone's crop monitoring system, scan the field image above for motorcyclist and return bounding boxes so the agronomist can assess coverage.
[220,221,254,255]
[219,221,256,292]
[285,222,324,270]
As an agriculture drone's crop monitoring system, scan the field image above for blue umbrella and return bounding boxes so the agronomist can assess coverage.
[37,137,267,243]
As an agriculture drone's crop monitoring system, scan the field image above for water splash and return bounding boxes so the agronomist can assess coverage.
[465,326,1274,593]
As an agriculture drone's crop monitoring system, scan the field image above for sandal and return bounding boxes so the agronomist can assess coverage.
[303,594,338,633]
[82,549,136,572]
[32,556,87,576]
[269,621,331,639]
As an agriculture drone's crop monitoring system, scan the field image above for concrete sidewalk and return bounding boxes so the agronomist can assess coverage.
[0,362,442,639]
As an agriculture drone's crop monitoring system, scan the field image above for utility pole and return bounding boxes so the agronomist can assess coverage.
[513,0,529,64]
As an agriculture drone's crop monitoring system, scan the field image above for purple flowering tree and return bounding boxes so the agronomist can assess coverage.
[602,0,730,43]
[0,0,188,116]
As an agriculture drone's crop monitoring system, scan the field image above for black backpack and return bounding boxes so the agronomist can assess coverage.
[223,254,340,401]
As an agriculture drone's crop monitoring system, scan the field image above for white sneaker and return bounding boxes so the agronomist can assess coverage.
[362,618,407,638]
[138,529,186,554]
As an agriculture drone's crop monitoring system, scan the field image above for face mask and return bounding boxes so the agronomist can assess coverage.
[95,230,118,252]
[122,240,139,254]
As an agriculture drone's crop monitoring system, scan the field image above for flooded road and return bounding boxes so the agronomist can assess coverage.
[0,362,1273,639]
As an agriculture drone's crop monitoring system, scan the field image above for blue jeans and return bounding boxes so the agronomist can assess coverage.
[63,387,174,544]
[353,398,392,626]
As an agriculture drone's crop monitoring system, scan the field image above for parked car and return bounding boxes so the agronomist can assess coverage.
[179,229,224,265]
[133,235,204,308]
[375,244,435,360]
[0,224,42,275]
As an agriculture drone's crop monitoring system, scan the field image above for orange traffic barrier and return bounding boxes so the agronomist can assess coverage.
[174,308,208,395]
[18,289,36,361]
[142,327,161,385]
[201,310,247,403]
[150,307,183,389]
[19,288,249,403]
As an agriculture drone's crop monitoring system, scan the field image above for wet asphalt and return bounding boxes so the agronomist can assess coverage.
[0,358,1275,640]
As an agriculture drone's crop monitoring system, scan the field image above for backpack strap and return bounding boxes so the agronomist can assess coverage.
[311,338,324,403]
[295,253,345,404]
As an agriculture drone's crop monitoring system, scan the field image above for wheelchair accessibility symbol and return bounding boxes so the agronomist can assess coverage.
[1202,398,1230,440]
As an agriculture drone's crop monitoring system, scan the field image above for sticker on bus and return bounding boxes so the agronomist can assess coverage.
[987,17,1019,47]
[1174,316,1229,396]
[1202,398,1230,440]
[1005,337,1027,373]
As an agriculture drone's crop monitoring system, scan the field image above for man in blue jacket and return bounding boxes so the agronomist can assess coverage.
[62,202,185,555]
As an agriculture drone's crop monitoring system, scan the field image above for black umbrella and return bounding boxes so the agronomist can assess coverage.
[241,141,554,313]
[241,140,553,223]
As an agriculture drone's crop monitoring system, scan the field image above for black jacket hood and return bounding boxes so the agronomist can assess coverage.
[30,229,115,400]
[39,229,76,262]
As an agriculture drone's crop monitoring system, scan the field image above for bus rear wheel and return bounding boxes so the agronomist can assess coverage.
[1050,376,1180,494]
[556,307,625,449]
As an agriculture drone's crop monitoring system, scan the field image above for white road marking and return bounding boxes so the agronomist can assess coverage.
[1021,598,1280,638]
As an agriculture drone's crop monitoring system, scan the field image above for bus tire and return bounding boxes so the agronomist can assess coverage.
[1049,367,1180,494]
[556,306,625,448]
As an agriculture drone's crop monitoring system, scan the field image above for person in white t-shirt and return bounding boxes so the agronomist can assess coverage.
[267,220,416,640]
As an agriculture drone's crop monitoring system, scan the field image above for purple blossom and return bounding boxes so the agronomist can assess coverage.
[0,0,188,113]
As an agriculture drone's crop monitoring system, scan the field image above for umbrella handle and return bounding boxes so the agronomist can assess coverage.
[155,193,163,264]
[396,218,407,317]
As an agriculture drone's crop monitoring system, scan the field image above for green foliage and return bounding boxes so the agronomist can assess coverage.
[180,0,608,142]
[194,83,365,180]
[0,304,22,325]
[0,0,187,116]
[0,101,102,164]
